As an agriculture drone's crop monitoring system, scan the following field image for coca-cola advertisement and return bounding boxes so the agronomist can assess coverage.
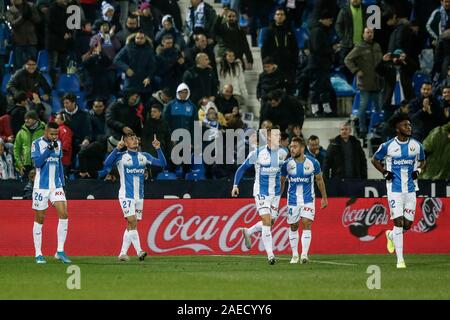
[0,198,448,256]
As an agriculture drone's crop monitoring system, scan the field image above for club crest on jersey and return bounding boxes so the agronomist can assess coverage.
[410,147,415,152]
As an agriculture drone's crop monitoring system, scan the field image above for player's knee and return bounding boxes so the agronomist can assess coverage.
[290,223,299,231]
[403,220,412,231]
[34,212,45,224]
[393,217,403,228]
[302,219,312,230]
[127,216,137,229]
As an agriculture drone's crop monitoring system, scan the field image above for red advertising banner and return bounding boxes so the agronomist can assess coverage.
[0,198,448,256]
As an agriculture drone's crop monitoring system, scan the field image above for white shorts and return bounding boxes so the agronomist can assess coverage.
[254,195,281,219]
[119,198,143,220]
[287,204,315,225]
[387,192,416,221]
[32,188,66,211]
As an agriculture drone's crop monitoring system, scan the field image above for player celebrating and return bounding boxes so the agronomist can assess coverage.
[280,137,328,264]
[231,127,287,265]
[31,122,70,264]
[371,113,425,269]
[104,133,167,261]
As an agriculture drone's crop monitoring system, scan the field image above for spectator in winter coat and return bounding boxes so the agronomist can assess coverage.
[182,53,218,106]
[218,50,248,107]
[215,84,240,117]
[137,2,157,41]
[257,57,288,117]
[261,8,298,94]
[152,0,183,32]
[13,110,45,178]
[93,1,121,34]
[6,0,41,69]
[305,135,327,168]
[163,82,198,137]
[420,121,450,179]
[384,8,414,59]
[54,112,73,170]
[323,121,367,180]
[155,14,186,50]
[185,0,217,42]
[89,21,122,61]
[89,98,107,141]
[7,91,28,136]
[145,88,173,121]
[114,31,156,104]
[214,8,253,68]
[116,15,139,47]
[184,33,217,72]
[426,0,450,47]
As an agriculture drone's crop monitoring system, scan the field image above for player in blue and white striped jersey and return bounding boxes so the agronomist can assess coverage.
[231,127,288,265]
[31,122,70,264]
[372,113,425,269]
[280,137,328,264]
[104,133,167,261]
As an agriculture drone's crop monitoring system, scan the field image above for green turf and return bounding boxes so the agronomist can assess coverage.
[0,254,449,299]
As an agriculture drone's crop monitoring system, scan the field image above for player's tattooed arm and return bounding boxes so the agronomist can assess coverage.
[315,173,328,208]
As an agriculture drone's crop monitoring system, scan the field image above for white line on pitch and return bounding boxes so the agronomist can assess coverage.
[208,255,357,266]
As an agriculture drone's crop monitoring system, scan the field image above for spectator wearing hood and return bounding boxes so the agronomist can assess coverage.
[156,34,186,96]
[261,8,298,94]
[155,14,186,50]
[198,99,227,127]
[114,30,156,104]
[182,53,218,107]
[6,0,41,69]
[93,1,121,34]
[152,0,182,32]
[105,90,143,142]
[163,83,198,137]
[214,8,253,68]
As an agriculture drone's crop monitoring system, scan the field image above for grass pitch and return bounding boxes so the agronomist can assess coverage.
[0,254,449,300]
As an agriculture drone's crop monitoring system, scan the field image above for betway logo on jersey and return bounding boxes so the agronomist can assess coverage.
[289,177,310,183]
[392,159,414,166]
[46,157,59,163]
[125,168,145,174]
[260,167,279,174]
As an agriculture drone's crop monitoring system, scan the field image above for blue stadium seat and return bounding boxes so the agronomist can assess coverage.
[352,91,361,117]
[42,72,52,88]
[368,111,384,133]
[157,171,177,180]
[75,91,87,110]
[1,73,11,94]
[185,170,206,181]
[56,74,81,94]
[363,0,378,5]
[4,50,13,71]
[294,27,309,49]
[37,50,49,72]
[258,27,269,48]
[51,90,62,113]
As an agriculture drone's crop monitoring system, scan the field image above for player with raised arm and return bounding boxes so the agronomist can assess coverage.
[231,127,288,265]
[31,122,70,264]
[371,113,425,268]
[280,137,328,264]
[104,133,167,261]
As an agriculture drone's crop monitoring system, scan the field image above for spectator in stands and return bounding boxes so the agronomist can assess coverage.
[145,88,173,120]
[185,0,217,42]
[336,0,366,81]
[89,21,122,61]
[439,86,450,123]
[198,99,227,127]
[6,0,41,69]
[35,0,50,51]
[116,14,139,47]
[6,57,51,101]
[80,0,99,25]
[78,137,111,179]
[261,89,304,133]
[89,98,106,141]
[163,82,198,137]
[308,10,336,117]
[383,99,410,141]
[305,135,327,168]
[411,92,446,142]
[384,7,414,56]
[288,124,304,141]
[184,33,217,72]
[142,104,171,175]
[155,15,186,50]
[75,21,94,63]
[261,8,298,94]
[434,29,450,83]
[345,27,383,139]
[54,112,73,172]
[214,8,253,69]
[7,91,28,136]
[105,90,143,142]
[0,113,14,145]
[135,2,156,41]
[61,93,92,164]
[45,0,74,82]
[239,0,272,47]
[218,50,248,107]
[376,49,418,122]
[114,31,156,104]
[0,138,16,180]
[323,120,367,180]
[413,0,440,52]
[182,53,218,106]
[152,0,182,32]
[409,82,440,115]
[156,34,186,96]
[257,57,287,116]
[216,84,240,117]
[94,1,121,34]
[426,0,450,48]
[421,121,450,180]
[81,41,115,106]
[13,110,45,178]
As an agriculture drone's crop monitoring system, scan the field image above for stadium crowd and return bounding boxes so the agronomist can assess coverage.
[0,0,449,183]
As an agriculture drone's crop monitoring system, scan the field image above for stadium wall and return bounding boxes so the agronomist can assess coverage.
[0,198,448,256]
